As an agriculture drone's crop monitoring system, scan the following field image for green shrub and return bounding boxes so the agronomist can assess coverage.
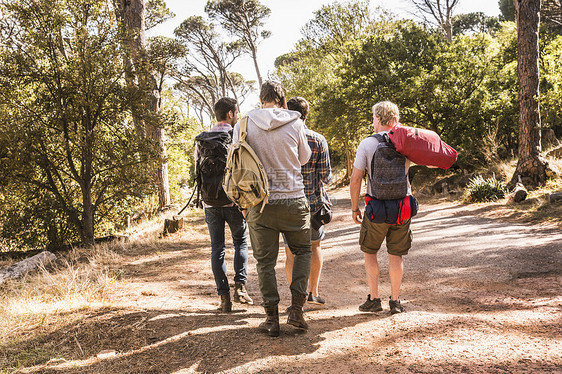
[463,175,506,202]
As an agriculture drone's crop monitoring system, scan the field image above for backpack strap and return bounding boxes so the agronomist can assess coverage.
[196,181,202,208]
[368,133,391,170]
[239,116,249,142]
[370,133,390,143]
[194,150,201,208]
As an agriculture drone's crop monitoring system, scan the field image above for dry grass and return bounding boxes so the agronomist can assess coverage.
[501,177,562,225]
[126,206,205,243]
[0,244,122,337]
[0,206,206,369]
[0,206,211,372]
[494,158,517,181]
[459,156,562,226]
[413,156,562,226]
[0,241,132,371]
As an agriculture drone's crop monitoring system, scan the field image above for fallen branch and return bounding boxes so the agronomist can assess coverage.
[0,251,56,285]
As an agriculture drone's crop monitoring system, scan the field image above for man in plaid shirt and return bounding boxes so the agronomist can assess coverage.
[284,97,332,305]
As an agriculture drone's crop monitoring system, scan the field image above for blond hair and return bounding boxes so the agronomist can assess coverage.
[372,101,399,126]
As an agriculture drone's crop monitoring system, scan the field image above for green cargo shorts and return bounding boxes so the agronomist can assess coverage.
[359,218,412,256]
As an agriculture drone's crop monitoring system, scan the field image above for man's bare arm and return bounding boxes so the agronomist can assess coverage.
[350,167,365,224]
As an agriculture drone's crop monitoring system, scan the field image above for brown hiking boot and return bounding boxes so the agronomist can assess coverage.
[287,294,308,330]
[218,293,232,313]
[233,282,253,304]
[259,307,280,337]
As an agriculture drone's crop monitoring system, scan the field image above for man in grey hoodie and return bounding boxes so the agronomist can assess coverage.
[233,81,312,337]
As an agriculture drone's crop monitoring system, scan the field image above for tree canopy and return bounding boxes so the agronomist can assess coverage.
[1,0,561,251]
[0,0,158,247]
[276,1,562,177]
[205,0,271,87]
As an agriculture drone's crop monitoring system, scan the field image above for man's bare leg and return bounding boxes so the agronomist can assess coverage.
[388,254,403,300]
[364,252,379,298]
[308,241,323,297]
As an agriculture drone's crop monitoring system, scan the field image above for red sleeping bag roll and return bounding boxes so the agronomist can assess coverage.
[388,124,458,169]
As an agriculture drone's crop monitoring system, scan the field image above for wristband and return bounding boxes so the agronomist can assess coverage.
[352,208,360,213]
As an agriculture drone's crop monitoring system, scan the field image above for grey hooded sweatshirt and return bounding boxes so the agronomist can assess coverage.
[233,108,312,200]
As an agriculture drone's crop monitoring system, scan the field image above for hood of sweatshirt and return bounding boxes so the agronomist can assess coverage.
[247,108,301,131]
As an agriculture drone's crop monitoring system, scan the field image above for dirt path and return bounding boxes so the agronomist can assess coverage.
[17,190,562,373]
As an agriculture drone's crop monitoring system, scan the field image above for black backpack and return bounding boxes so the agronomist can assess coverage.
[369,133,408,200]
[195,130,233,207]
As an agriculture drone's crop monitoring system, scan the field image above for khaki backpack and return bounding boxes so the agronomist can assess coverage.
[223,116,269,212]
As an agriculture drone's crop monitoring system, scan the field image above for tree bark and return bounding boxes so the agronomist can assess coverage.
[443,19,453,43]
[513,0,520,26]
[147,120,171,208]
[250,44,263,87]
[510,0,548,188]
[81,202,96,246]
[80,153,95,246]
[118,0,170,208]
[344,140,353,180]
[163,216,184,235]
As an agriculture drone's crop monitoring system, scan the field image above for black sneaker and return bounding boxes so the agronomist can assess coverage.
[389,298,405,314]
[307,292,325,305]
[359,294,382,312]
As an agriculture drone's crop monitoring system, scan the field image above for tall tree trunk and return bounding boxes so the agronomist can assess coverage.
[443,19,453,43]
[117,0,144,136]
[119,0,170,208]
[81,116,96,246]
[344,140,353,180]
[513,0,520,27]
[81,194,95,246]
[147,109,171,208]
[250,43,263,87]
[510,0,548,188]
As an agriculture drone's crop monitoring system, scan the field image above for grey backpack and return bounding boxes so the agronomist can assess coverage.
[369,133,408,200]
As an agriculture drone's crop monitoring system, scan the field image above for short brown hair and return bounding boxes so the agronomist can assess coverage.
[372,101,400,126]
[260,80,286,107]
[214,97,237,121]
[287,97,309,120]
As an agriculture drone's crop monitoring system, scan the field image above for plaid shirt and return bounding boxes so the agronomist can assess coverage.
[302,128,331,214]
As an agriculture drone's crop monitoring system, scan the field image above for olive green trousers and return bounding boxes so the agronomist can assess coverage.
[246,197,312,308]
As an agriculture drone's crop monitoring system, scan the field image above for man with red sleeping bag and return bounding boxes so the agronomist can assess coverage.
[388,124,457,169]
[349,101,458,316]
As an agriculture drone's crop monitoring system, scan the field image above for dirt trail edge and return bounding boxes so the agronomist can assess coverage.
[18,190,562,373]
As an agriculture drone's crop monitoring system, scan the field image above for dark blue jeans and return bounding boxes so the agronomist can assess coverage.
[204,206,248,296]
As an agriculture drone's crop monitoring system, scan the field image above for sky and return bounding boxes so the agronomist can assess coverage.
[149,0,502,115]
